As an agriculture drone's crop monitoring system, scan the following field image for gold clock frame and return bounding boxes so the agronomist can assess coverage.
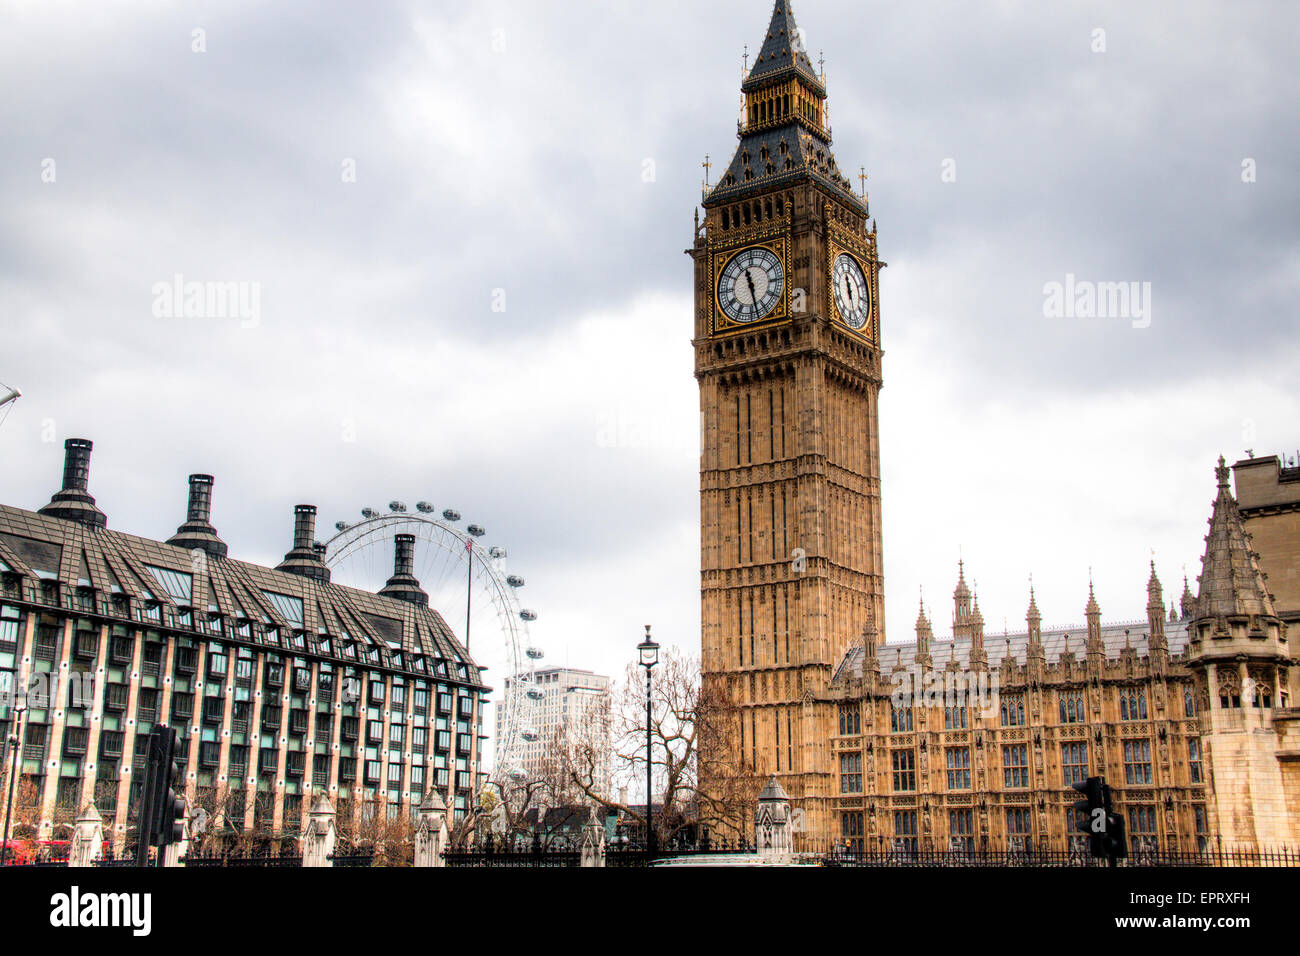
[827,224,878,344]
[709,231,790,337]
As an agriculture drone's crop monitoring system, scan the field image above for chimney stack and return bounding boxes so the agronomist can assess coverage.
[38,438,107,529]
[276,504,330,583]
[167,474,228,559]
[379,532,428,607]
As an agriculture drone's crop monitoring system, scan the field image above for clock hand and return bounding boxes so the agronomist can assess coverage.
[745,269,758,303]
[844,275,854,304]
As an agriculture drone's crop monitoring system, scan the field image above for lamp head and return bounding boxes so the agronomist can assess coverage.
[637,625,659,669]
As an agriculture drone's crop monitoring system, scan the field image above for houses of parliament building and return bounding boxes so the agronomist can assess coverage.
[693,3,1299,853]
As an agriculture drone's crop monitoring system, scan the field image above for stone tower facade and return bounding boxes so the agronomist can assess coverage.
[692,1,883,839]
[1183,457,1296,848]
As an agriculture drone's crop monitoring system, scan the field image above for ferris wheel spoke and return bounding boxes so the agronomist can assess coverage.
[321,505,539,777]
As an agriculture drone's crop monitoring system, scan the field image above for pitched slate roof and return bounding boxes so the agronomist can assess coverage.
[705,123,864,213]
[0,503,483,687]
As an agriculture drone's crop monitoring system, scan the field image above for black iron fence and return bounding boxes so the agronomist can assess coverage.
[816,845,1300,868]
[94,846,155,867]
[183,847,302,868]
[443,844,581,868]
[443,838,757,868]
[327,851,375,868]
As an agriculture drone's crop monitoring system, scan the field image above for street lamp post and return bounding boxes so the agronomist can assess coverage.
[2,697,28,866]
[636,625,659,860]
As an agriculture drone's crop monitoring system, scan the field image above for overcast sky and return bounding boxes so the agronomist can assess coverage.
[2,0,1297,694]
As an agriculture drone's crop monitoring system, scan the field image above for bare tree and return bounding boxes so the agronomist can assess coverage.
[558,649,759,844]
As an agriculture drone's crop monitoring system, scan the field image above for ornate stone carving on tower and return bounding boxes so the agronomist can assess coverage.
[1185,457,1296,848]
[693,0,883,842]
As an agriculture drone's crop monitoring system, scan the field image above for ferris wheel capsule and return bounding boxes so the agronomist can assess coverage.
[526,688,544,701]
[521,727,539,742]
[489,547,507,559]
[416,502,435,514]
[388,501,407,513]
[467,524,486,537]
[442,509,461,522]
[507,575,525,588]
[335,521,351,532]
[509,767,528,782]
[526,646,544,660]
[520,610,538,623]
[361,507,379,519]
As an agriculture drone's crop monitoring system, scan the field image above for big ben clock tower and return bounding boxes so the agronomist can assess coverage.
[691,1,883,840]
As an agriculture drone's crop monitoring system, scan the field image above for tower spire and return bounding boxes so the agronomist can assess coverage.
[704,0,861,211]
[1195,455,1276,620]
[743,1,824,94]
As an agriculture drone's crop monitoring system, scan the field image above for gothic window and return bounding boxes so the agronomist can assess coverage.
[890,702,913,733]
[1059,691,1085,723]
[839,752,862,793]
[1002,744,1029,788]
[841,811,864,852]
[838,705,860,736]
[1000,694,1025,727]
[1005,808,1031,835]
[1120,687,1147,720]
[944,705,967,729]
[1061,741,1089,785]
[1128,805,1157,838]
[1183,687,1196,717]
[949,808,973,837]
[945,747,970,790]
[891,749,915,791]
[1123,739,1153,784]
[1188,738,1202,783]
[893,810,918,853]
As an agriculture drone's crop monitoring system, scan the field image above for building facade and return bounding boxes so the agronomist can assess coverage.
[0,439,487,849]
[695,3,1300,854]
[497,666,612,798]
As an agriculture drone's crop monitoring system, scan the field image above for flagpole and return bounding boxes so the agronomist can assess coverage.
[465,539,472,652]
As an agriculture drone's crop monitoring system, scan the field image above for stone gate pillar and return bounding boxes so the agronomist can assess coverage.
[580,810,606,868]
[68,804,104,868]
[414,789,448,867]
[302,794,336,868]
[755,775,793,864]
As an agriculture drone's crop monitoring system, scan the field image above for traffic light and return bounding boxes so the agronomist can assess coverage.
[1071,775,1106,858]
[140,725,185,853]
[155,725,186,847]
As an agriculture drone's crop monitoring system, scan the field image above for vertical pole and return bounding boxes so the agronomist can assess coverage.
[1,708,22,865]
[645,665,654,860]
[465,541,472,652]
[136,728,158,867]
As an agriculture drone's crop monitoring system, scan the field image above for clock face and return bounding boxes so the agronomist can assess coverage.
[832,253,872,331]
[718,247,785,324]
